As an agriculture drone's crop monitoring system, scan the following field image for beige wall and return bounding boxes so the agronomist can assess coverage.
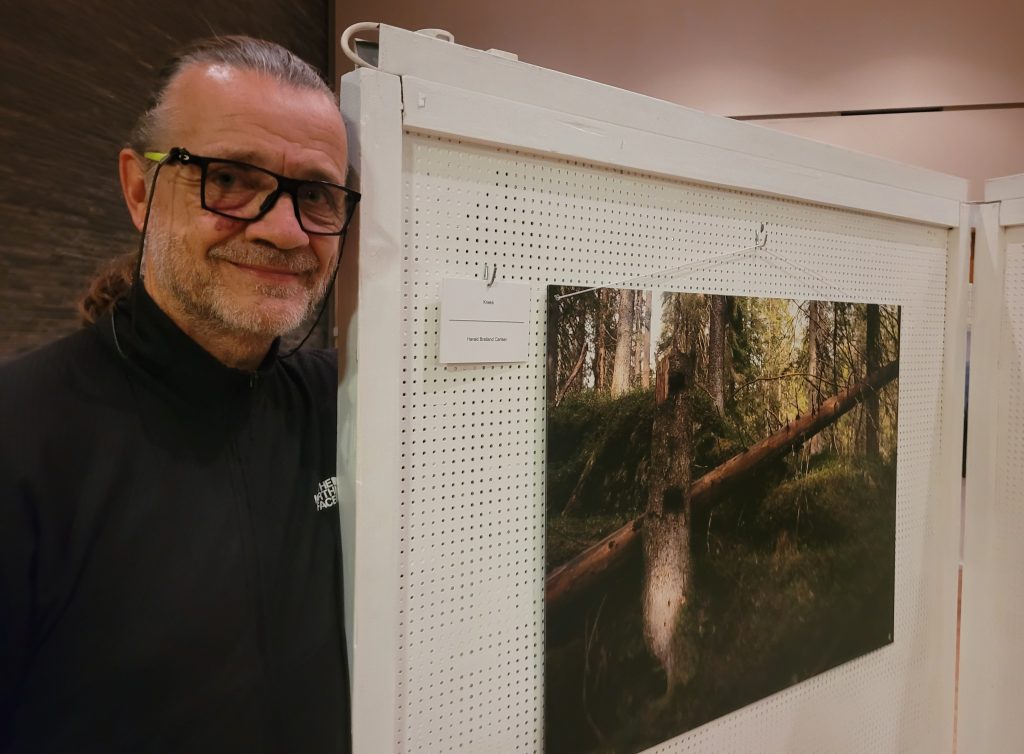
[336,0,1024,199]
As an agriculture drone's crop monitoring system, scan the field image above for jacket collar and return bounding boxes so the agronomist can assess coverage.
[97,283,280,404]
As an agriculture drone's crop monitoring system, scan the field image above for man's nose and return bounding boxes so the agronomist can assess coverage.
[245,190,309,250]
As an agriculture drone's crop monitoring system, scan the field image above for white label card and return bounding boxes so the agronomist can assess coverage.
[440,278,530,364]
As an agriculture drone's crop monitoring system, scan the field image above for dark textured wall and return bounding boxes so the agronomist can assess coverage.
[0,1,331,358]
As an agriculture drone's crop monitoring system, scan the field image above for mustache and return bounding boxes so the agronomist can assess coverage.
[209,243,319,274]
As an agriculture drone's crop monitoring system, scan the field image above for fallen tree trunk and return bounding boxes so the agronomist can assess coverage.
[545,359,898,609]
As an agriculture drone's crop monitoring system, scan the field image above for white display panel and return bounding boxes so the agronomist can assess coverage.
[958,177,1024,754]
[339,28,967,754]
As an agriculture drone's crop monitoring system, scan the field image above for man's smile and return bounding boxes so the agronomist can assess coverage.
[226,259,307,284]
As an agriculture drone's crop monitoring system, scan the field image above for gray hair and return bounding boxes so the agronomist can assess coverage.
[127,35,333,153]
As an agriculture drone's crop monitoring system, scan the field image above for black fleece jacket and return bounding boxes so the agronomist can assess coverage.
[0,287,349,754]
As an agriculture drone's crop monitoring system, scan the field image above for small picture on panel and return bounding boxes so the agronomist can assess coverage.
[544,286,899,754]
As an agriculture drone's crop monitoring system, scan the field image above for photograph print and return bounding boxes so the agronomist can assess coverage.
[544,286,899,754]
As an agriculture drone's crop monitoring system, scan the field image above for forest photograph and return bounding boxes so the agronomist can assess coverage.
[544,286,900,754]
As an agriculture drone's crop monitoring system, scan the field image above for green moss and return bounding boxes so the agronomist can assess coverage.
[546,389,654,519]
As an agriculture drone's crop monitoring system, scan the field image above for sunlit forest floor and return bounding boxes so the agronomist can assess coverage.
[545,388,897,754]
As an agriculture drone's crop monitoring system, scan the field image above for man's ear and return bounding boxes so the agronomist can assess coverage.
[118,148,149,232]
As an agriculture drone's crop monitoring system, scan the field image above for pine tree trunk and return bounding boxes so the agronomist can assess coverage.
[642,349,698,695]
[724,297,735,402]
[631,292,642,385]
[610,289,635,397]
[595,289,607,390]
[573,309,587,394]
[640,290,653,389]
[708,295,727,414]
[832,302,840,451]
[807,300,822,454]
[546,295,560,405]
[865,304,881,457]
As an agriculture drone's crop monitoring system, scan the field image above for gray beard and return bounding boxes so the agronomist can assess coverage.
[145,230,332,340]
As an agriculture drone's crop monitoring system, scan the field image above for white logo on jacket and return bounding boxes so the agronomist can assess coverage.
[314,476,338,511]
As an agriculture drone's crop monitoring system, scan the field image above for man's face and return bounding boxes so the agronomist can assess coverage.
[137,64,349,342]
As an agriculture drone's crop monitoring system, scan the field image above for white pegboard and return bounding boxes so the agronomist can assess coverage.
[383,131,958,754]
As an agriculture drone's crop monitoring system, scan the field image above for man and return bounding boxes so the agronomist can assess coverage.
[0,37,356,753]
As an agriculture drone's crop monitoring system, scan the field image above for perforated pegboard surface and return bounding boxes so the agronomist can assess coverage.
[391,132,955,753]
[989,240,1024,737]
[994,240,1024,633]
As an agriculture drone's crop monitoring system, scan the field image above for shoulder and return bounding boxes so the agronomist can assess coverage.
[0,327,109,401]
[0,326,123,471]
[0,325,127,434]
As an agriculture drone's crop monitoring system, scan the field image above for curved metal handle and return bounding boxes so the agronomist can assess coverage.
[340,22,381,69]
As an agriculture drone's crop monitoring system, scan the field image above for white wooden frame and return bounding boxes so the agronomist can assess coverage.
[338,67,405,746]
[986,173,1024,227]
[957,173,1024,754]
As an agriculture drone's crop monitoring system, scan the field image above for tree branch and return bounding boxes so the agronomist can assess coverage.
[733,371,843,396]
[554,339,589,407]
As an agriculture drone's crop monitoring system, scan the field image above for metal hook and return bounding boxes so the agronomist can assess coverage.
[484,263,498,287]
[755,222,768,249]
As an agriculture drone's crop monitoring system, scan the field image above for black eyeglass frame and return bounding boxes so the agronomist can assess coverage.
[145,146,360,236]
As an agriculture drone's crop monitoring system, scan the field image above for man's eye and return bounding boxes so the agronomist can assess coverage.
[210,170,238,188]
[301,186,328,204]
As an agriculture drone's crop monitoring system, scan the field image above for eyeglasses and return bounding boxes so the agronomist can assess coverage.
[144,147,360,236]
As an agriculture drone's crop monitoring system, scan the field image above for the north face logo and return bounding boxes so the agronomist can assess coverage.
[314,476,338,511]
